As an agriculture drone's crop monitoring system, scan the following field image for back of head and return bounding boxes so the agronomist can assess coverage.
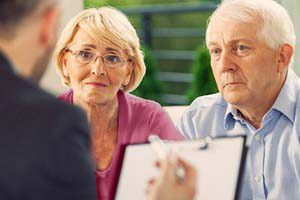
[206,0,295,50]
[0,0,54,38]
[0,0,60,83]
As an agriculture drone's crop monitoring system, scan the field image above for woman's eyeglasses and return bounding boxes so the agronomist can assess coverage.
[66,48,129,68]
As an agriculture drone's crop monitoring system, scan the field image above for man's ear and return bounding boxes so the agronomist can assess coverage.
[39,6,60,47]
[277,44,293,73]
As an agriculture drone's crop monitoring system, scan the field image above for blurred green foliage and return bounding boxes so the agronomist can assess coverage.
[131,46,163,102]
[186,45,218,103]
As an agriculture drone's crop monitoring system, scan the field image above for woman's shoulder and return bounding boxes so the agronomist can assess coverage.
[122,92,162,112]
[57,89,73,104]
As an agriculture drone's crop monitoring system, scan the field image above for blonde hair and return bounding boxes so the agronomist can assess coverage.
[53,6,146,92]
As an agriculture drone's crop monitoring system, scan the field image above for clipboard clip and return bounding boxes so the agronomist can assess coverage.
[198,136,212,150]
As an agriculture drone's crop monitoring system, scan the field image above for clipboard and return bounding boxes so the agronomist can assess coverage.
[115,136,246,200]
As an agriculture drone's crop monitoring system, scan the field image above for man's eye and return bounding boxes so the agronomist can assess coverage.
[237,45,249,51]
[105,55,121,63]
[210,48,221,56]
[78,50,94,59]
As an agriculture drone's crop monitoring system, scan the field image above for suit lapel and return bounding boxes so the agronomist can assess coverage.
[0,52,15,74]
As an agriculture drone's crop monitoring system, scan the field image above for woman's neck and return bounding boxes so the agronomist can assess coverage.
[74,96,119,134]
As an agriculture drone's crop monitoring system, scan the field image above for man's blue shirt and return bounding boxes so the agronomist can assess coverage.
[177,70,300,200]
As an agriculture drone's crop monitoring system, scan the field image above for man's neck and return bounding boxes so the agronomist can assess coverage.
[233,75,287,129]
[238,109,263,129]
[0,35,35,78]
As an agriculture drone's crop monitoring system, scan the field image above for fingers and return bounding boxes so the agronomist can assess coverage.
[161,158,178,180]
[146,180,154,195]
[178,157,197,178]
[177,157,197,198]
[148,178,156,185]
[154,160,161,168]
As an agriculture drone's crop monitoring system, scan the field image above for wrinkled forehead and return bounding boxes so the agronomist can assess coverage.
[206,17,261,47]
[206,4,263,46]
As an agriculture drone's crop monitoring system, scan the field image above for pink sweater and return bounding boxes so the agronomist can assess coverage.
[58,90,183,200]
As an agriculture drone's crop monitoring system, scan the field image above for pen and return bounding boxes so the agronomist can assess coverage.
[148,135,185,182]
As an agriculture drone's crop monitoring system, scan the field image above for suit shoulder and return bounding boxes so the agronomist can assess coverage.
[0,76,86,126]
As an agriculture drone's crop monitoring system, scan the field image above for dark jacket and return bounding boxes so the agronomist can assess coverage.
[0,53,97,200]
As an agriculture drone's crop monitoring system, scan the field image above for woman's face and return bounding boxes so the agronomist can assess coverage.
[63,28,132,105]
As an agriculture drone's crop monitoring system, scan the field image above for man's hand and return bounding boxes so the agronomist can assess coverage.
[146,156,197,200]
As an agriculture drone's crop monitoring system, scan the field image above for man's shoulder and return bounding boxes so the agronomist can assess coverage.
[187,93,227,114]
[180,93,228,126]
[0,73,86,132]
[177,93,228,139]
[17,83,78,116]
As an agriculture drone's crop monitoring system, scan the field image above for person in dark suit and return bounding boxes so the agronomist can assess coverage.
[0,0,97,199]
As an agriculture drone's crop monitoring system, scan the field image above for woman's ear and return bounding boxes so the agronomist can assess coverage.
[62,54,69,77]
[123,61,134,86]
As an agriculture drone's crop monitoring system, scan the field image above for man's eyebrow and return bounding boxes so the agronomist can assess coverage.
[207,39,254,47]
[207,42,219,47]
[230,38,254,44]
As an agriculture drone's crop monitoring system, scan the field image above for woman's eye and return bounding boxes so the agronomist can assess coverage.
[105,55,121,63]
[78,50,94,59]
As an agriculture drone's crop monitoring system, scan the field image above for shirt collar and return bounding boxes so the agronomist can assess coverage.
[224,103,239,129]
[223,69,299,129]
[271,69,299,123]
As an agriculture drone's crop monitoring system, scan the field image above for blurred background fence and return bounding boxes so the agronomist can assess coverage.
[40,0,300,106]
[123,3,218,105]
[85,0,220,105]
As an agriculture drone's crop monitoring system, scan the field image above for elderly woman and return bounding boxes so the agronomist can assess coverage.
[53,7,183,200]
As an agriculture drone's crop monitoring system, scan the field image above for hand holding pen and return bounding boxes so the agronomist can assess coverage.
[146,135,197,200]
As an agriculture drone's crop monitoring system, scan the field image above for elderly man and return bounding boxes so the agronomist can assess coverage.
[147,0,300,199]
[0,0,96,199]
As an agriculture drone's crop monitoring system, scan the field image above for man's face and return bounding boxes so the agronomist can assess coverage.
[206,19,282,108]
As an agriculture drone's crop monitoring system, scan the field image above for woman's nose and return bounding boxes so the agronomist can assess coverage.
[91,57,106,76]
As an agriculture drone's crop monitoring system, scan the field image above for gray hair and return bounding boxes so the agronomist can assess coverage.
[206,0,295,50]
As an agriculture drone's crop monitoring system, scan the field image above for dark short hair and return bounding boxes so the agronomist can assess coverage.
[0,0,45,31]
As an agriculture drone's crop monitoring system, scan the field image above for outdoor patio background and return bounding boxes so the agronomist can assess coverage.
[40,0,300,105]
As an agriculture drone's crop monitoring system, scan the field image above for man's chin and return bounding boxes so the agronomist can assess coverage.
[223,92,247,106]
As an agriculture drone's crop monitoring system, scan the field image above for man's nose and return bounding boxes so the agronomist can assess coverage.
[219,49,237,72]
